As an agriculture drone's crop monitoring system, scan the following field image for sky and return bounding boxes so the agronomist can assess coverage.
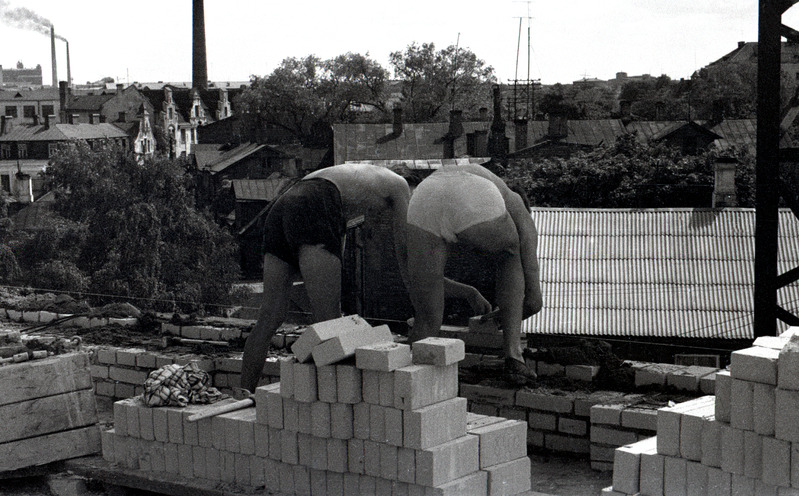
[0,0,797,87]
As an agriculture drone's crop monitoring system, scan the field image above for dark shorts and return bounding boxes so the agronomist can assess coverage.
[262,178,346,268]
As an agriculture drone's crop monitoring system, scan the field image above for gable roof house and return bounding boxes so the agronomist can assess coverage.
[0,88,59,125]
[0,115,127,207]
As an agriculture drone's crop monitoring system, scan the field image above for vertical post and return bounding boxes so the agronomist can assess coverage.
[755,0,782,337]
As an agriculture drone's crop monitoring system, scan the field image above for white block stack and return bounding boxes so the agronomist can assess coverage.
[606,326,799,495]
[102,317,532,495]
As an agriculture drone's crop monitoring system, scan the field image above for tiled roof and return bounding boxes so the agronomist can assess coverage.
[523,208,799,340]
[344,157,489,170]
[510,119,628,151]
[67,94,113,111]
[0,123,127,142]
[709,119,758,153]
[333,121,490,164]
[231,177,294,201]
[0,88,58,101]
[9,191,56,231]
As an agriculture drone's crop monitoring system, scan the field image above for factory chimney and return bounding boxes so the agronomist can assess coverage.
[66,40,71,88]
[192,0,208,90]
[50,25,58,88]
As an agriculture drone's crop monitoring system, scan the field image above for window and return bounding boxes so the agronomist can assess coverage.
[168,108,173,120]
[1,174,9,193]
[4,106,17,118]
[23,105,35,118]
[48,143,59,157]
[194,105,199,117]
[1,144,10,159]
[42,105,54,117]
[17,143,27,158]
[181,129,186,143]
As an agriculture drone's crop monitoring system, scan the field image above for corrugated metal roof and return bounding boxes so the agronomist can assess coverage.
[231,177,293,201]
[522,208,799,340]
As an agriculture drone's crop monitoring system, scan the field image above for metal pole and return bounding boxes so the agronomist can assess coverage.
[755,0,783,337]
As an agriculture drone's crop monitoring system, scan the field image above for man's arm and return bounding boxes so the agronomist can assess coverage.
[443,278,492,315]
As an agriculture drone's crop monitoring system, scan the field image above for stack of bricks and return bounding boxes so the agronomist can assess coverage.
[101,315,533,495]
[604,327,799,495]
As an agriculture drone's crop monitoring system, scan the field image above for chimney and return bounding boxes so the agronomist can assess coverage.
[738,41,746,49]
[469,129,488,157]
[118,112,126,123]
[514,119,528,151]
[192,0,208,90]
[116,83,124,91]
[59,81,70,114]
[50,26,58,88]
[66,40,71,88]
[32,114,39,126]
[15,172,33,204]
[69,114,79,124]
[487,84,508,165]
[713,158,737,208]
[392,105,403,135]
[448,110,463,138]
[548,113,568,139]
[45,114,55,129]
[90,114,100,124]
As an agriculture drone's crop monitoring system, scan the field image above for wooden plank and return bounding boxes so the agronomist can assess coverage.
[0,388,97,444]
[0,426,100,472]
[0,352,92,406]
[64,455,274,496]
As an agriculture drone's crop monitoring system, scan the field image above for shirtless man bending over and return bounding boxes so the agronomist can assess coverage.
[405,163,543,385]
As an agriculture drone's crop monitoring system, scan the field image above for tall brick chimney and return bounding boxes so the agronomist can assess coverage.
[50,25,58,88]
[192,0,208,90]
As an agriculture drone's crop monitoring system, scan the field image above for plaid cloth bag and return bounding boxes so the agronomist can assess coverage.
[143,362,223,407]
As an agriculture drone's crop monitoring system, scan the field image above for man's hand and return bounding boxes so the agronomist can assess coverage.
[468,288,492,316]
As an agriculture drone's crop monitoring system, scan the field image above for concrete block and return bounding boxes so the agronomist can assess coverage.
[250,455,264,487]
[755,481,779,496]
[394,363,458,410]
[359,474,377,495]
[385,406,404,447]
[177,443,193,478]
[779,335,799,390]
[311,324,392,367]
[527,411,557,431]
[297,400,312,434]
[680,400,715,461]
[731,346,779,385]
[716,370,732,423]
[791,443,799,488]
[356,342,412,371]
[113,401,128,437]
[635,363,675,387]
[425,470,487,496]
[283,397,299,432]
[762,436,791,488]
[311,401,331,438]
[411,337,465,366]
[362,369,380,404]
[291,315,372,363]
[558,417,588,436]
[297,432,312,467]
[264,458,280,489]
[353,402,370,439]
[336,364,362,403]
[706,467,731,496]
[363,440,381,477]
[191,445,206,479]
[280,356,296,398]
[471,419,527,468]
[279,460,295,494]
[545,433,590,454]
[700,372,718,395]
[620,407,658,431]
[639,449,665,496]
[701,418,722,468]
[330,402,354,439]
[415,434,479,487]
[590,403,625,426]
[380,443,398,480]
[326,471,344,496]
[197,416,214,448]
[294,362,318,403]
[687,461,709,496]
[566,364,600,382]
[379,370,395,407]
[516,389,574,413]
[754,382,776,436]
[591,426,638,447]
[730,378,754,431]
[348,438,365,474]
[122,398,141,439]
[232,408,257,455]
[310,435,328,471]
[743,430,763,480]
[327,438,348,473]
[721,424,745,475]
[255,382,280,426]
[775,388,799,442]
[404,397,466,450]
[316,365,337,403]
[459,383,516,406]
[255,423,269,457]
[663,456,687,496]
[611,437,656,494]
[268,427,282,460]
[281,429,299,464]
[398,447,416,484]
[151,407,169,443]
[731,473,754,496]
[656,395,715,456]
[483,456,531,496]
[343,473,360,495]
[369,404,386,443]
[164,441,179,473]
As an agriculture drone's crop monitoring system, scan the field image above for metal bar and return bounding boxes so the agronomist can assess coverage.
[776,306,799,326]
[776,265,799,288]
[755,0,783,337]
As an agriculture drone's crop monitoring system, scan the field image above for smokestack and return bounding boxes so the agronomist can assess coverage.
[50,25,58,88]
[66,40,71,88]
[192,0,208,90]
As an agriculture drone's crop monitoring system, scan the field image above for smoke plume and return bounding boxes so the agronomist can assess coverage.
[0,0,66,40]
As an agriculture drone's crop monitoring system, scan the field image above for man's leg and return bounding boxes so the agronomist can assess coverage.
[298,244,343,322]
[241,254,294,392]
[406,225,448,342]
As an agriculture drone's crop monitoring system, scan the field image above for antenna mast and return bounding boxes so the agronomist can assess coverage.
[509,0,539,121]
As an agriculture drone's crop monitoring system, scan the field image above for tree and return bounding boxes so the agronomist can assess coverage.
[23,140,241,312]
[235,53,389,146]
[389,42,496,122]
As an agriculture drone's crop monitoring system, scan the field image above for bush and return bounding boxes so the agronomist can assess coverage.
[31,260,90,293]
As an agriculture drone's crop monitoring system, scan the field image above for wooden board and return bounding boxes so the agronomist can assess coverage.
[0,352,92,406]
[0,426,100,472]
[0,388,97,444]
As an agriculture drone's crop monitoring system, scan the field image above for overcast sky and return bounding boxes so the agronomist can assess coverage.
[1,0,797,87]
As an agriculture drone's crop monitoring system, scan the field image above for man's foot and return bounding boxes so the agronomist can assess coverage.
[504,357,537,386]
